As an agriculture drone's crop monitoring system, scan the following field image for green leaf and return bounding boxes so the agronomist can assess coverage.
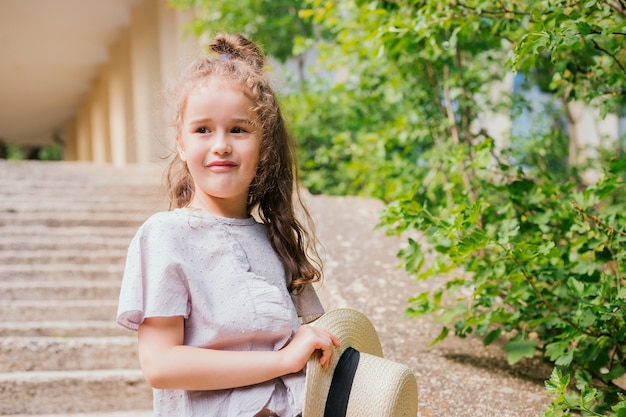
[574,369,592,391]
[576,22,592,35]
[546,341,569,361]
[483,328,502,346]
[567,277,585,297]
[503,339,537,365]
[530,8,543,23]
[575,309,596,327]
[609,156,626,174]
[429,326,449,347]
[398,238,425,274]
[580,385,599,407]
[555,350,573,367]
[545,367,570,395]
[406,291,434,316]
[612,396,626,416]
[435,303,467,324]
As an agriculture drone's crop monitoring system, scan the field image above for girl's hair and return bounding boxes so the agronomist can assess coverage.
[166,33,321,294]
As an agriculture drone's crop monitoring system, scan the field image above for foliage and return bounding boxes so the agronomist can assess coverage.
[37,145,63,161]
[1,144,63,161]
[299,0,626,414]
[169,0,626,413]
[281,79,421,198]
[168,0,316,63]
[4,144,25,160]
[544,368,626,417]
[381,151,626,416]
[511,0,626,116]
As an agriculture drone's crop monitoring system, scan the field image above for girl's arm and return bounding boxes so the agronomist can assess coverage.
[137,316,340,390]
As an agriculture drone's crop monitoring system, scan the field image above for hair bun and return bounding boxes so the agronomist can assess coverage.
[209,33,265,73]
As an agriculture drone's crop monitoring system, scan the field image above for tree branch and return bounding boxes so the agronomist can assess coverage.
[506,250,602,338]
[591,38,626,75]
[456,0,530,17]
[571,201,626,238]
[442,65,477,204]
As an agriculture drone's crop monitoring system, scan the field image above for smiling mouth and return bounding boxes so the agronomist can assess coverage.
[207,160,237,168]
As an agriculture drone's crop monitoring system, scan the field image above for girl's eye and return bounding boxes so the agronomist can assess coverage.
[196,127,209,134]
[231,127,246,134]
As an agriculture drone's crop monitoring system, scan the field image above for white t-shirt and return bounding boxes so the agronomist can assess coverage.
[117,208,324,417]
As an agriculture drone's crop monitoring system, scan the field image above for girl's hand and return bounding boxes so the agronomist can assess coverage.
[280,324,341,374]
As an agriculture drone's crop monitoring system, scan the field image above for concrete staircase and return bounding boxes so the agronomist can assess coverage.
[0,160,167,416]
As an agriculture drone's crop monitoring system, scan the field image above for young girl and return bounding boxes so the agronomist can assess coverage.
[117,33,340,417]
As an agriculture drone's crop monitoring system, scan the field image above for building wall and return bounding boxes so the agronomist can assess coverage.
[66,0,202,165]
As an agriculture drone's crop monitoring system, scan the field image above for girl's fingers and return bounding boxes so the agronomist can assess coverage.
[317,331,341,370]
[292,325,341,370]
[318,346,329,369]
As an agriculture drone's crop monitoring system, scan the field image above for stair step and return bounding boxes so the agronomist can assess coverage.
[0,225,137,239]
[4,411,152,417]
[0,200,163,213]
[0,249,127,265]
[0,236,132,251]
[0,183,158,195]
[0,281,121,301]
[0,213,148,228]
[0,321,131,338]
[0,369,152,415]
[0,176,162,193]
[0,192,158,204]
[0,159,161,176]
[0,264,124,282]
[0,300,118,322]
[0,337,137,372]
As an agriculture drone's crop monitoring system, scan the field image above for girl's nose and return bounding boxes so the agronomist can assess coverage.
[211,131,232,155]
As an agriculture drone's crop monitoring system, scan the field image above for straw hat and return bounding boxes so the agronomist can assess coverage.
[303,308,418,417]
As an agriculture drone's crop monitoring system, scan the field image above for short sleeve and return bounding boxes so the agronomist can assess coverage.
[117,216,191,331]
[291,284,324,324]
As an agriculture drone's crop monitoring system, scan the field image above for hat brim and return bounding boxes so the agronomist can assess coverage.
[303,309,418,417]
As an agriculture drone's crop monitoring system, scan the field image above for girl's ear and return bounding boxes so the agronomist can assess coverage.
[176,137,186,161]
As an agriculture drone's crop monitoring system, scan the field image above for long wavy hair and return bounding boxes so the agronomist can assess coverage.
[166,33,321,294]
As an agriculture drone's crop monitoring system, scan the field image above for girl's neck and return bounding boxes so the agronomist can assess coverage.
[188,194,248,219]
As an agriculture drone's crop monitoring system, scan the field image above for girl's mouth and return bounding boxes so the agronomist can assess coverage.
[207,160,237,170]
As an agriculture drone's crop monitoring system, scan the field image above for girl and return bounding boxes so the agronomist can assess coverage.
[117,33,340,417]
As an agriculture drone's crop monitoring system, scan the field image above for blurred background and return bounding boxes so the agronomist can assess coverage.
[1,0,623,184]
[0,0,200,163]
[1,2,625,415]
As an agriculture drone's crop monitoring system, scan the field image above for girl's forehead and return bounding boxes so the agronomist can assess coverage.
[185,77,254,107]
[185,77,237,98]
[191,76,239,93]
[182,77,258,120]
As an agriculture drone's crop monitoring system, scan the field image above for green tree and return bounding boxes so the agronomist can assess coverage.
[296,0,626,415]
[169,0,318,83]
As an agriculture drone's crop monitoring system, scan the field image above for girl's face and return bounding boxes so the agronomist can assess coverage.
[177,77,261,219]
